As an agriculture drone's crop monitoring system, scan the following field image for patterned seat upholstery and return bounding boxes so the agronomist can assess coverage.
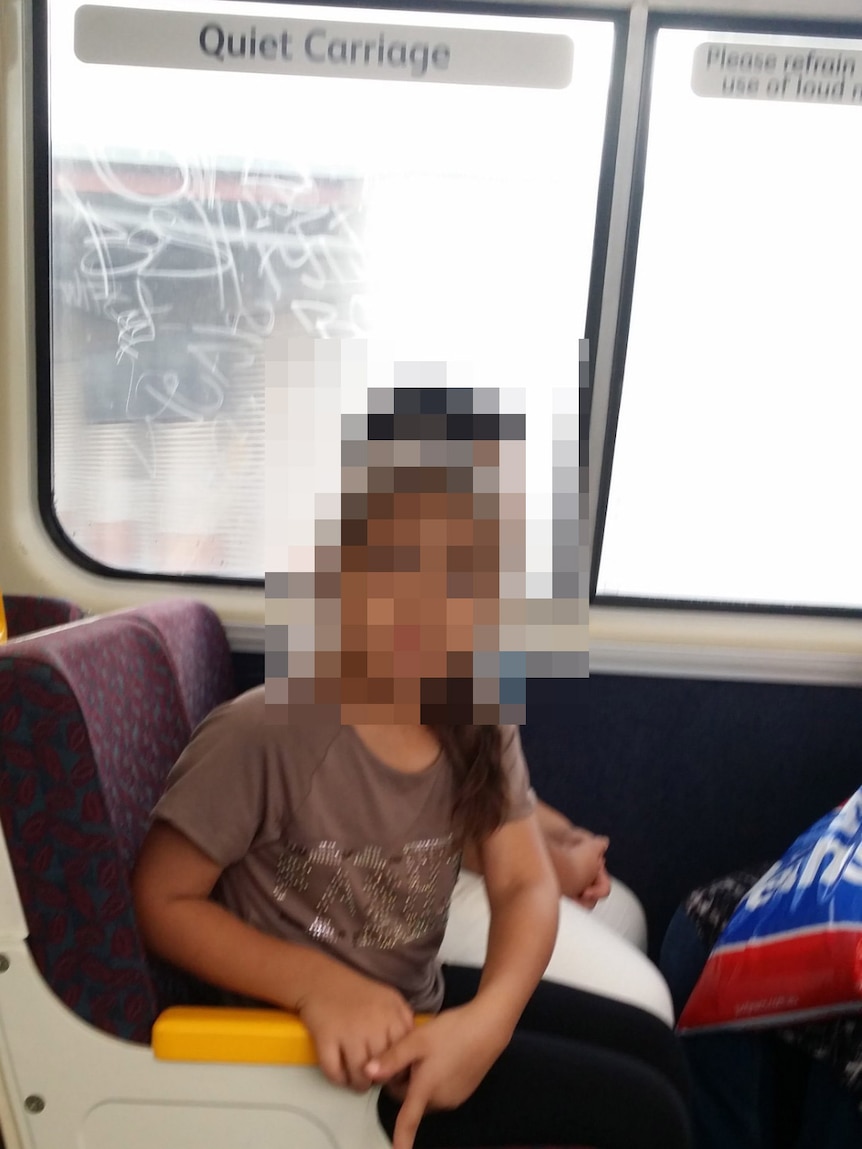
[4,595,85,638]
[0,607,233,1043]
[126,599,236,731]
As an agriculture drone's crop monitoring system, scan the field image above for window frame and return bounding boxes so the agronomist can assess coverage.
[590,9,862,619]
[33,0,626,586]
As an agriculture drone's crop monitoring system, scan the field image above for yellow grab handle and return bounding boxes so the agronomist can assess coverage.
[152,1005,430,1066]
[153,1007,318,1065]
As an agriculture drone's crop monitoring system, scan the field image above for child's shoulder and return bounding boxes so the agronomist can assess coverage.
[203,686,343,762]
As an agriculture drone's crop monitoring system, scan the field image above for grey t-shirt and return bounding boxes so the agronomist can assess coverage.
[152,686,535,1011]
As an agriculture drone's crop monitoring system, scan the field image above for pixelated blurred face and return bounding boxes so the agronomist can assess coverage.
[265,367,583,724]
[339,455,501,707]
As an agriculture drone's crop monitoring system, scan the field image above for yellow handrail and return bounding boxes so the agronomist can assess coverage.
[153,1005,431,1067]
[153,1007,318,1065]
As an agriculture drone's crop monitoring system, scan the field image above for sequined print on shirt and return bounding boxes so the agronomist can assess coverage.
[273,836,459,950]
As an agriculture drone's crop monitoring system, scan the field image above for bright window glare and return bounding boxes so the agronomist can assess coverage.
[597,28,862,611]
[48,0,613,579]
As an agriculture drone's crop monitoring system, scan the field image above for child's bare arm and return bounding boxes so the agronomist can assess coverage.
[132,821,413,1089]
[470,810,560,1031]
[368,812,559,1149]
[463,798,611,906]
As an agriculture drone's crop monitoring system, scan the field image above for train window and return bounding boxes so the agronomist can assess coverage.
[42,0,615,580]
[596,26,862,613]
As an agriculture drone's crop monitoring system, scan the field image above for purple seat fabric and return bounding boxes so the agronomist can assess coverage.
[0,609,230,1042]
[4,595,85,638]
[124,599,235,732]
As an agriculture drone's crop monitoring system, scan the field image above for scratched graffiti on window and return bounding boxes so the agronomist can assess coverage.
[53,155,367,422]
[51,153,367,577]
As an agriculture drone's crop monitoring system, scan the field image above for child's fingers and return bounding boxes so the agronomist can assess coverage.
[316,1040,348,1087]
[342,1041,376,1092]
[382,1068,411,1102]
[389,1013,415,1048]
[578,869,612,908]
[365,1030,420,1082]
[391,1076,430,1149]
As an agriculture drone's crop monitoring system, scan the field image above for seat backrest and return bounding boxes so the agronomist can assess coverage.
[4,595,85,638]
[0,613,192,1041]
[124,599,236,731]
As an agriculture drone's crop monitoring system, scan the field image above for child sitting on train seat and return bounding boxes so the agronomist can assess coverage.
[133,385,691,1149]
[660,865,862,1149]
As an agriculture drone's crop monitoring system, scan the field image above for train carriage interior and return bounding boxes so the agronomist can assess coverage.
[2,0,862,1147]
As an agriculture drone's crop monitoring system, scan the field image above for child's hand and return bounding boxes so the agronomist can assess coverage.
[551,828,611,908]
[365,1005,509,1149]
[297,964,414,1091]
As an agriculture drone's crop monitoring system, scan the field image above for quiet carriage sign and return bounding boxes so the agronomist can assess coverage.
[74,5,574,88]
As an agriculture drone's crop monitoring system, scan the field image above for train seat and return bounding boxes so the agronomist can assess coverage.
[120,598,236,733]
[2,595,85,639]
[0,605,393,1149]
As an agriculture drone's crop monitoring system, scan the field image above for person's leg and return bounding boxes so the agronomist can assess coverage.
[794,1056,862,1149]
[660,905,775,1149]
[441,870,674,1024]
[659,903,710,1019]
[680,1031,775,1149]
[379,1028,692,1149]
[441,965,689,1097]
[378,966,691,1149]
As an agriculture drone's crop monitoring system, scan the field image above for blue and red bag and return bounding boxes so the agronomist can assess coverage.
[678,785,862,1031]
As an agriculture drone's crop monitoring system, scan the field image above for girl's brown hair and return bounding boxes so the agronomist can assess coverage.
[430,725,507,847]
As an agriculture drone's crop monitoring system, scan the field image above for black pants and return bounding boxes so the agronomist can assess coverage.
[377,965,692,1149]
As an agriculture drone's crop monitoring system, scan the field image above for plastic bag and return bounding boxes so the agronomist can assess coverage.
[678,786,862,1031]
